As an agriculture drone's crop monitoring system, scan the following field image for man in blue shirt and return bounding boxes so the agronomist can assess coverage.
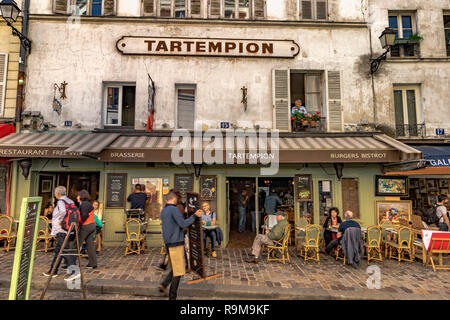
[325,210,360,255]
[159,191,202,300]
[127,184,148,210]
[264,190,282,215]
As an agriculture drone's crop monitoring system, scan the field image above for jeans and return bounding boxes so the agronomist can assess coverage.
[250,211,260,233]
[203,229,216,252]
[161,269,181,300]
[438,223,449,231]
[79,223,97,267]
[238,207,246,232]
[48,232,76,274]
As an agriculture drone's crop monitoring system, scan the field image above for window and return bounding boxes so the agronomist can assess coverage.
[393,85,422,137]
[445,15,450,56]
[136,178,165,221]
[0,53,7,116]
[72,0,115,16]
[154,0,202,18]
[388,13,418,57]
[176,85,196,129]
[103,84,136,127]
[299,0,327,20]
[215,0,264,19]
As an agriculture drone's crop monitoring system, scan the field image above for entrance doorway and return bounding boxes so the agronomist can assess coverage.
[226,177,256,248]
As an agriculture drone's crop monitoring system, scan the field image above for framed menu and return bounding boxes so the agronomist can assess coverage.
[186,192,205,278]
[174,174,194,202]
[200,175,216,200]
[106,173,127,208]
[295,174,313,201]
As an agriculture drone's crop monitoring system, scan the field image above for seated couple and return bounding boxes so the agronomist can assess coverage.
[245,211,288,264]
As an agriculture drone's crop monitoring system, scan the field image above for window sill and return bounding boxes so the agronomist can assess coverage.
[387,57,450,63]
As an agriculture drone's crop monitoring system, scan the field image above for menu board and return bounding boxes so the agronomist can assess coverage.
[187,192,205,278]
[174,174,194,202]
[106,173,127,208]
[295,174,313,201]
[200,175,216,200]
[9,197,42,300]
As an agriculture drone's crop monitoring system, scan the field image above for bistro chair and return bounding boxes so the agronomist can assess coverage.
[0,214,16,252]
[385,227,414,263]
[267,224,291,264]
[365,226,383,264]
[36,216,55,254]
[379,220,394,257]
[301,224,321,265]
[295,217,309,253]
[125,218,146,256]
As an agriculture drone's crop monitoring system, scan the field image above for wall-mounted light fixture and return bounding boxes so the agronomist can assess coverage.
[193,163,203,178]
[370,27,396,74]
[18,158,32,179]
[0,0,32,53]
[333,163,344,181]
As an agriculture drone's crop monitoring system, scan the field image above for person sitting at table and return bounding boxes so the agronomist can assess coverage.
[325,210,360,256]
[245,211,288,264]
[42,202,54,219]
[201,202,218,258]
[323,207,342,247]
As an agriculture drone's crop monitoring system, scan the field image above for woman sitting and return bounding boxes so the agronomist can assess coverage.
[201,202,217,258]
[323,207,342,247]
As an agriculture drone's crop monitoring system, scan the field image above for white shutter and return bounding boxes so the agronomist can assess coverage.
[209,0,221,18]
[0,54,7,116]
[190,0,201,17]
[300,0,312,19]
[142,0,155,15]
[327,70,343,132]
[103,0,116,16]
[272,69,291,131]
[253,0,265,19]
[53,0,69,14]
[316,0,327,20]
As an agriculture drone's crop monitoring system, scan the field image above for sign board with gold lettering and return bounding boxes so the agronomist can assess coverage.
[295,174,313,201]
[117,36,300,58]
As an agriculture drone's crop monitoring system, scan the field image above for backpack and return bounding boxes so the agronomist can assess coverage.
[60,200,82,235]
[424,204,443,226]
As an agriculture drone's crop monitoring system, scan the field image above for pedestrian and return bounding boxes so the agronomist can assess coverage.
[238,190,248,233]
[264,189,282,215]
[436,194,450,231]
[77,190,97,269]
[43,186,77,280]
[93,200,103,253]
[159,191,203,300]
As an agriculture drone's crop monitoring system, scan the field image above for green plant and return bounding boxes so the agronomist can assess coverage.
[408,33,423,42]
[292,111,311,122]
[310,112,321,122]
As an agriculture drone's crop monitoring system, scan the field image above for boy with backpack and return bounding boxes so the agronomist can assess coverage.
[43,186,78,281]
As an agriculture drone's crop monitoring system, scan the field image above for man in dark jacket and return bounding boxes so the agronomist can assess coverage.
[159,191,202,300]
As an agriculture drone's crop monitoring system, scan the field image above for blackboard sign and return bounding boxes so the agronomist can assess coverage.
[9,197,42,300]
[174,174,194,202]
[106,173,127,208]
[200,175,216,200]
[295,174,313,201]
[187,192,205,278]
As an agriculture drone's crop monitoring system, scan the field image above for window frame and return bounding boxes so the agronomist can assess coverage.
[388,12,418,58]
[298,0,328,21]
[102,82,136,127]
[210,0,265,20]
[175,84,196,130]
[71,0,112,16]
[392,84,423,137]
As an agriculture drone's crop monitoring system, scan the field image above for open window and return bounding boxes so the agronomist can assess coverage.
[103,83,136,128]
[53,0,116,16]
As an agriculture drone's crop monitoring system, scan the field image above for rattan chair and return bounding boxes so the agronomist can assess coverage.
[295,217,309,252]
[0,214,16,252]
[36,216,55,253]
[267,224,291,264]
[385,227,413,263]
[365,226,382,264]
[125,218,146,256]
[379,220,394,257]
[301,224,321,264]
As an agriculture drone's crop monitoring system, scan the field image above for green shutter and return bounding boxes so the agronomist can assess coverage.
[394,90,405,137]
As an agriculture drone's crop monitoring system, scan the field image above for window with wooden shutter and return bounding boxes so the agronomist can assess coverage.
[102,0,116,16]
[326,70,343,132]
[53,0,69,14]
[253,0,265,19]
[299,0,327,20]
[0,54,8,116]
[209,0,221,18]
[190,0,201,17]
[316,0,326,20]
[142,0,155,15]
[272,69,291,131]
[300,0,312,19]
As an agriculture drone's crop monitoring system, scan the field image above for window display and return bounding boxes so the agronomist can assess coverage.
[137,178,164,221]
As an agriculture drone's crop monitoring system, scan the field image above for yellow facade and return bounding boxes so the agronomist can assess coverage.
[0,19,21,119]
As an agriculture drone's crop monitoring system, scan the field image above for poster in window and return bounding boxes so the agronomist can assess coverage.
[137,178,164,221]
[375,176,408,196]
[174,174,194,202]
[295,174,312,201]
[106,173,127,208]
[200,175,216,200]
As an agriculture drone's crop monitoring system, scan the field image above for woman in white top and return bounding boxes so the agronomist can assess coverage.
[436,195,449,231]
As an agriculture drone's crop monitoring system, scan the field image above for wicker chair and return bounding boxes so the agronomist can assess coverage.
[267,224,291,264]
[125,218,146,256]
[385,227,414,263]
[36,216,55,253]
[295,217,309,253]
[301,224,321,264]
[0,215,16,252]
[379,220,394,257]
[365,226,382,264]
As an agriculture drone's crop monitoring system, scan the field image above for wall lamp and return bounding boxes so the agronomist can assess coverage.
[0,0,32,53]
[370,27,396,74]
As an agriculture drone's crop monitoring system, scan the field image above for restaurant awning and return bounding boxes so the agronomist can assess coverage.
[0,131,422,164]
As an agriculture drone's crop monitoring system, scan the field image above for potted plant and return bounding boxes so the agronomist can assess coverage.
[408,33,423,44]
[310,112,321,128]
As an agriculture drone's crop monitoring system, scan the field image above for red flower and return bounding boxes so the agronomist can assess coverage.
[291,117,295,120]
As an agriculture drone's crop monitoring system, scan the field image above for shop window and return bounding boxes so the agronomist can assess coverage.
[388,13,419,57]
[408,178,450,218]
[445,15,450,56]
[103,84,136,127]
[176,84,196,129]
[299,0,327,20]
[136,178,165,221]
[393,85,423,138]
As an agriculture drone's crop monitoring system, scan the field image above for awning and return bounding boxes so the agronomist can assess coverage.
[412,145,450,167]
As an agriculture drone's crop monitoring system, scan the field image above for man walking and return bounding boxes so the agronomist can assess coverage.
[159,191,203,300]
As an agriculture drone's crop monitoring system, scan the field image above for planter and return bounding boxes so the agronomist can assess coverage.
[310,121,316,128]
[301,120,309,126]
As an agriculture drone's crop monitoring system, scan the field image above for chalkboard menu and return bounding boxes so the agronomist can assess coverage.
[295,174,313,201]
[174,174,194,202]
[200,175,216,200]
[106,173,127,208]
[187,192,205,278]
[9,197,42,300]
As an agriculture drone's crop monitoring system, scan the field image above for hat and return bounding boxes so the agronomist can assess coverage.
[275,211,286,217]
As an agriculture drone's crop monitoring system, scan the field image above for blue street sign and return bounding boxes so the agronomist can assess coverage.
[435,128,445,135]
[64,121,72,127]
[220,122,230,129]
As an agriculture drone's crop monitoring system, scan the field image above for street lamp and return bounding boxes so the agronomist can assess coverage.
[370,27,396,74]
[0,0,32,53]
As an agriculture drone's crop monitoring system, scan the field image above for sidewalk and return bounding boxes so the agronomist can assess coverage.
[1,246,449,300]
